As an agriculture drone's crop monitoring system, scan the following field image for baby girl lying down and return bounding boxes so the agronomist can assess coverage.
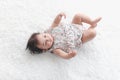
[26,12,102,59]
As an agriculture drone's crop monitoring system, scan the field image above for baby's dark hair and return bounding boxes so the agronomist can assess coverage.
[26,33,43,54]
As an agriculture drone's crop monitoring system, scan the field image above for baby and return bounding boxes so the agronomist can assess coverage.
[26,12,101,59]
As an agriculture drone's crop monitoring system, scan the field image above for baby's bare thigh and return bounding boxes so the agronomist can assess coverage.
[81,29,96,43]
[71,14,82,25]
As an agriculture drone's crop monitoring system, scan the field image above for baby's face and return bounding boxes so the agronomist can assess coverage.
[36,33,54,50]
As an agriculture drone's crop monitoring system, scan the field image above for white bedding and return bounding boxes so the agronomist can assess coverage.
[0,0,120,80]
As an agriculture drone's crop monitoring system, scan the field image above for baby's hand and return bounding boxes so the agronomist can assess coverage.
[59,12,66,19]
[68,50,77,57]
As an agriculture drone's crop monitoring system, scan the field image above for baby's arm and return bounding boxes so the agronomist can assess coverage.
[53,49,76,59]
[51,12,66,28]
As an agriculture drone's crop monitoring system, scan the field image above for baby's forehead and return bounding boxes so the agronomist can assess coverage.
[36,33,50,38]
[36,33,43,37]
[36,33,44,41]
[36,34,42,39]
[38,33,45,36]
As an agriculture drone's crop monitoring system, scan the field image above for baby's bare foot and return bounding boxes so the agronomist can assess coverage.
[90,17,102,28]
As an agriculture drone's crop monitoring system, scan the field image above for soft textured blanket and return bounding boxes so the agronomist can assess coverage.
[0,0,120,80]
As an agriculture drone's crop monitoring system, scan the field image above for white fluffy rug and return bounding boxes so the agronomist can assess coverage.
[0,0,120,80]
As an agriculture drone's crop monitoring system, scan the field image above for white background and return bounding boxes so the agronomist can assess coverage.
[0,0,120,80]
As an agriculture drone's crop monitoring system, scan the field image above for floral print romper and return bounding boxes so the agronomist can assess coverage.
[45,23,84,53]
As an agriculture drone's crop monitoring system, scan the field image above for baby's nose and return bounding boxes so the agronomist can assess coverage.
[46,37,49,41]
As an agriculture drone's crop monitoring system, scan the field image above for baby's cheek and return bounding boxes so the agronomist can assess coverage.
[47,42,51,46]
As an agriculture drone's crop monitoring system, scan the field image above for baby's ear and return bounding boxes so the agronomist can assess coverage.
[36,44,40,49]
[43,49,47,52]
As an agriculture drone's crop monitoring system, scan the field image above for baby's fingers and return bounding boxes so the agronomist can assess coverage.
[59,12,66,19]
[62,13,66,19]
[69,51,77,57]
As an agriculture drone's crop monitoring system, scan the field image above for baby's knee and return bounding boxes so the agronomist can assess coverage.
[74,13,81,18]
[73,13,82,22]
[90,29,96,38]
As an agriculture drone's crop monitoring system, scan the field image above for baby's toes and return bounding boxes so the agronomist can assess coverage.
[92,17,102,24]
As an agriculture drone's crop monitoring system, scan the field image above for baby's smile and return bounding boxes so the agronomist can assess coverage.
[36,33,54,50]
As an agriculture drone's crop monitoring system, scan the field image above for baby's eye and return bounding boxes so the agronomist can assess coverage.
[44,35,46,38]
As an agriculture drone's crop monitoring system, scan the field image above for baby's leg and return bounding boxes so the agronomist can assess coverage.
[72,13,94,25]
[71,13,101,28]
[90,17,102,28]
[81,28,96,43]
[71,13,83,25]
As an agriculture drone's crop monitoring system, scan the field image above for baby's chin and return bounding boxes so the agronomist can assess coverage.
[47,41,54,50]
[50,35,54,44]
[50,41,53,47]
